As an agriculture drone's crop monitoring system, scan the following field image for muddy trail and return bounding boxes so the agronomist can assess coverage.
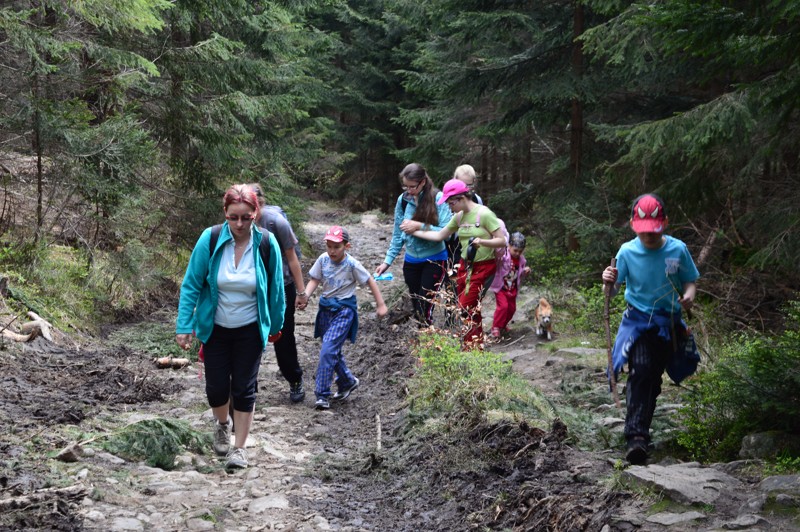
[1,201,796,531]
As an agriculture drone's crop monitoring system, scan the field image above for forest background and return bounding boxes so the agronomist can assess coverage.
[1,0,799,462]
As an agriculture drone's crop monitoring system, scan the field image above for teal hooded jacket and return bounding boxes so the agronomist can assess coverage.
[176,223,285,349]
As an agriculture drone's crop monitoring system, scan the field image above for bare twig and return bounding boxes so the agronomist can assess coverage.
[375,414,382,451]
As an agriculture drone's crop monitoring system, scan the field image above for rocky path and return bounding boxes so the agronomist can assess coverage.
[2,200,799,531]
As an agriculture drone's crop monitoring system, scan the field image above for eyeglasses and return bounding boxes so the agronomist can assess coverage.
[401,181,423,193]
[446,196,464,206]
[225,214,255,223]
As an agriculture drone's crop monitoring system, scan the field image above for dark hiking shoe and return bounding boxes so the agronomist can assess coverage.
[626,437,648,465]
[332,376,360,401]
[289,380,305,403]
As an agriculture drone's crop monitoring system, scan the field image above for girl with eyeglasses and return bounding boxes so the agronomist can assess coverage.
[375,163,453,325]
[175,184,285,470]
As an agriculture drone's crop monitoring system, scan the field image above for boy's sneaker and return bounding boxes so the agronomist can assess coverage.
[225,447,248,469]
[332,376,360,401]
[625,437,648,465]
[213,419,232,456]
[289,380,305,403]
[315,397,330,410]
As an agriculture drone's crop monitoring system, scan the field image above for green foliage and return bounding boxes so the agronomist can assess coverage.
[106,311,197,360]
[563,283,625,342]
[677,300,800,461]
[101,418,210,470]
[408,332,557,432]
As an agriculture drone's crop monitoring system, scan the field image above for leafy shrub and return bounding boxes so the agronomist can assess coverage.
[677,300,800,461]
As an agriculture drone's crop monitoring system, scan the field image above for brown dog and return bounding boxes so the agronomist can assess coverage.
[534,297,553,340]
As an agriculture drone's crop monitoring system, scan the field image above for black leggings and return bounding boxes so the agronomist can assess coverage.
[273,282,303,384]
[203,322,263,412]
[403,259,446,325]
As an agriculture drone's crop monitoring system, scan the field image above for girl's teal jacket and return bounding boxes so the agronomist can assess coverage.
[382,190,452,266]
[176,223,285,349]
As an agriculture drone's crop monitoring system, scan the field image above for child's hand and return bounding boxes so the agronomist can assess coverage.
[400,219,421,234]
[375,263,389,276]
[602,266,618,284]
[523,266,531,275]
[376,303,388,318]
[679,284,696,311]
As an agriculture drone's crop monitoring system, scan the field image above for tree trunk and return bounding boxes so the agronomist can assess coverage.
[570,2,585,182]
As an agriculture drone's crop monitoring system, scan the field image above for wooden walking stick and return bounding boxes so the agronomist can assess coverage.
[604,257,622,408]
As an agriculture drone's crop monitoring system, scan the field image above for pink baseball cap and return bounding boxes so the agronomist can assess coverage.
[630,194,666,233]
[437,178,471,205]
[324,225,349,242]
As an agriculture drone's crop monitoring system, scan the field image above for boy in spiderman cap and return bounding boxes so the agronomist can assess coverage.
[602,193,700,465]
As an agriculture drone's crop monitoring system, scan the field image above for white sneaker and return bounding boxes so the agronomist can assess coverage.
[213,420,231,456]
[225,447,248,469]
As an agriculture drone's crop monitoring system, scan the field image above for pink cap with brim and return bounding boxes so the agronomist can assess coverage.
[630,194,666,233]
[437,179,471,205]
[324,225,349,242]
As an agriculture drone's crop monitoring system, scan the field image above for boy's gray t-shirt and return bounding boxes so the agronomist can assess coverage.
[258,205,298,286]
[308,252,371,299]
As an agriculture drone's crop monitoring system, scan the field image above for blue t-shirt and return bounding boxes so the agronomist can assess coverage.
[616,235,699,315]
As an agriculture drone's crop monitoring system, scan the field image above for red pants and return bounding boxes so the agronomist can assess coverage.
[457,258,496,350]
[492,287,518,331]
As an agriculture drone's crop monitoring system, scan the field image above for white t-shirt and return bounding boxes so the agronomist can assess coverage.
[308,252,371,299]
[215,239,258,327]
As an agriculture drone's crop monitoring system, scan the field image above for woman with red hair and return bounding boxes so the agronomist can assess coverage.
[176,184,285,470]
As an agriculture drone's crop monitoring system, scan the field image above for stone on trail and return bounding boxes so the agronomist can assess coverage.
[622,462,743,505]
[645,511,706,526]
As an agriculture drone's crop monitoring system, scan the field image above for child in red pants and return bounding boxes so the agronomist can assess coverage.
[489,232,531,339]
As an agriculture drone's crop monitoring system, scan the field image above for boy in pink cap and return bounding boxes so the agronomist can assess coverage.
[299,226,388,410]
[602,193,700,465]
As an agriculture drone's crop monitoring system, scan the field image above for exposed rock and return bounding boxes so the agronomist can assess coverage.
[759,474,800,495]
[623,462,743,505]
[740,431,800,459]
[248,494,290,513]
[719,513,771,529]
[646,511,706,525]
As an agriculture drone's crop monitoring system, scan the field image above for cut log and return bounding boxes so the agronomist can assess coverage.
[21,311,53,341]
[1,328,35,342]
[154,357,191,369]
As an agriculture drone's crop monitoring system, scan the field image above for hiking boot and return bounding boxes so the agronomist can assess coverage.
[332,376,360,401]
[213,419,232,456]
[289,380,305,403]
[315,397,330,410]
[625,437,648,465]
[225,447,248,469]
